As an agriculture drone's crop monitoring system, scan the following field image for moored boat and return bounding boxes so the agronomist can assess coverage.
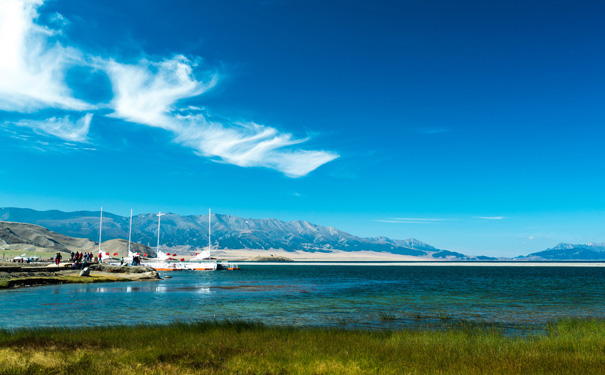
[142,209,238,272]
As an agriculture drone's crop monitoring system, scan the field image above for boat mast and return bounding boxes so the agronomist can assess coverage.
[208,208,211,257]
[128,209,133,256]
[98,207,103,255]
[157,211,165,256]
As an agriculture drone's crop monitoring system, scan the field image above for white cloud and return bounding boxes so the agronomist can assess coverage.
[375,220,433,224]
[475,216,506,220]
[174,116,338,177]
[418,127,449,134]
[376,218,449,224]
[105,58,338,177]
[105,56,218,129]
[0,0,339,177]
[0,0,92,112]
[13,113,93,142]
[392,217,447,221]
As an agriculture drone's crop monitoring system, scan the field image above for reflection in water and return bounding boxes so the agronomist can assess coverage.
[1,265,605,330]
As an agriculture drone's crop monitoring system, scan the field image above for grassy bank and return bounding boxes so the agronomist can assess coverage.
[0,319,604,374]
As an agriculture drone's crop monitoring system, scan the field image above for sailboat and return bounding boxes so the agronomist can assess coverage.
[143,210,218,271]
[194,209,239,270]
[98,207,104,262]
[122,209,138,264]
[189,209,218,270]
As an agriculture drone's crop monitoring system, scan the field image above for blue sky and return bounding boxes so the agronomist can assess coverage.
[1,0,605,257]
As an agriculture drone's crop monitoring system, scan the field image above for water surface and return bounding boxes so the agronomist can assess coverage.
[1,265,604,330]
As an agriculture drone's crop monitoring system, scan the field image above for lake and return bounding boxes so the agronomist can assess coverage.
[1,264,604,330]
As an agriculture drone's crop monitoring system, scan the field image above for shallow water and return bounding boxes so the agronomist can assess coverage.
[1,265,604,330]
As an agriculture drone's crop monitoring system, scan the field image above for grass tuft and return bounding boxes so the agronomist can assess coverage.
[1,319,605,374]
[378,312,397,321]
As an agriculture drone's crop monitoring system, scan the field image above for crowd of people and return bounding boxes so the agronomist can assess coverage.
[8,251,145,267]
[68,251,96,269]
[70,251,95,263]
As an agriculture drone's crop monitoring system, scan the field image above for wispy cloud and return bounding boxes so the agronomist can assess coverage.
[12,113,92,142]
[475,216,506,220]
[375,220,433,224]
[376,217,449,224]
[417,127,449,134]
[175,115,338,177]
[392,217,447,221]
[105,56,218,129]
[0,0,92,112]
[0,0,339,177]
[105,57,338,177]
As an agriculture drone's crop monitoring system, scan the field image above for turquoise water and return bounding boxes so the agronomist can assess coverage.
[1,265,605,330]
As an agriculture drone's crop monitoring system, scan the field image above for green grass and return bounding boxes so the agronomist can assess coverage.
[0,319,604,374]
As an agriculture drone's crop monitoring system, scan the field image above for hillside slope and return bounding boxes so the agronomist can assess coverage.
[0,221,96,253]
[0,207,490,260]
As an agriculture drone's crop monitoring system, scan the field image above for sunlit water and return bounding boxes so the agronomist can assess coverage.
[1,264,604,330]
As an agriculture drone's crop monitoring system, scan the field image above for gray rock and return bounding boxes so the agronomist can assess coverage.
[79,267,90,277]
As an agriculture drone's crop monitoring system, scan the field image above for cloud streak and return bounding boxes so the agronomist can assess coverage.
[105,57,338,177]
[105,56,218,129]
[0,0,339,177]
[0,0,92,112]
[12,113,92,142]
[376,217,449,224]
[475,216,506,220]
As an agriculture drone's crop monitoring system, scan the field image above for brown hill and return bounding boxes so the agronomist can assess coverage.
[0,221,96,253]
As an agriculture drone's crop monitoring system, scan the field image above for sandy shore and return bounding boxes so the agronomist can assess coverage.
[210,249,436,261]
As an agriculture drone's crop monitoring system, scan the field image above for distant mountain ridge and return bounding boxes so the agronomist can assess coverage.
[516,242,605,261]
[4,208,605,260]
[0,207,487,260]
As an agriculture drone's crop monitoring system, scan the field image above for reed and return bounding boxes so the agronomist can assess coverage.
[0,319,604,374]
[378,311,397,321]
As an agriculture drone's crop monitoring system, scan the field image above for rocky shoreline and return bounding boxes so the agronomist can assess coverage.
[0,263,160,289]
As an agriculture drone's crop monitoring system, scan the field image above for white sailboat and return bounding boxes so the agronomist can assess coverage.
[188,208,217,270]
[122,209,137,264]
[127,209,134,259]
[98,207,104,262]
[154,212,170,260]
[144,210,217,271]
[192,208,212,261]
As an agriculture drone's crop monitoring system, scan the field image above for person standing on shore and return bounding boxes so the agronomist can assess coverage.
[55,252,62,265]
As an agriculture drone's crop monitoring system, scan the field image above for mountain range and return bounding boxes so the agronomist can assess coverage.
[0,207,491,260]
[516,243,605,261]
[2,207,605,261]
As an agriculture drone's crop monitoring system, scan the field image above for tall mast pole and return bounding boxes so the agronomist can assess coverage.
[157,212,165,255]
[208,208,211,255]
[128,209,133,255]
[98,207,103,255]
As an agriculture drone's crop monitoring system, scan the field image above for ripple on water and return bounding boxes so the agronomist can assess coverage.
[1,265,604,330]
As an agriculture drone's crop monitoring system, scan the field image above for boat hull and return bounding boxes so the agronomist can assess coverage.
[143,262,218,271]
